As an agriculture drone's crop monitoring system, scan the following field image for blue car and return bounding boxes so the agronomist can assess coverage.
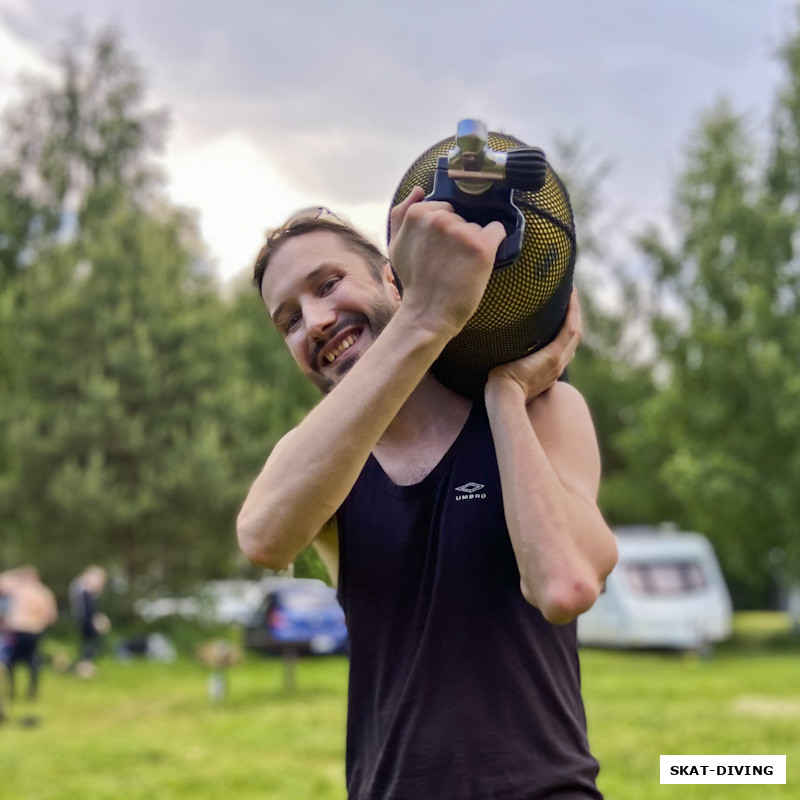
[244,579,348,656]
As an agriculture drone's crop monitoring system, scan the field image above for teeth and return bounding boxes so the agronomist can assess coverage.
[324,333,359,364]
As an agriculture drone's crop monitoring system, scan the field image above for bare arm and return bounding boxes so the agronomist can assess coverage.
[44,586,59,627]
[238,315,444,569]
[238,191,506,569]
[484,291,618,624]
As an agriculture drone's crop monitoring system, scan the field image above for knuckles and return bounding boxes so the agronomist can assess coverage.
[395,201,503,266]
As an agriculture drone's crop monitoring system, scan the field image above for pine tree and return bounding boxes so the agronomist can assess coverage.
[627,7,800,606]
[0,27,254,600]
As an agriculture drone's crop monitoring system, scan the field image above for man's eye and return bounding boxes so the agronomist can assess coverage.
[285,312,302,333]
[320,277,340,295]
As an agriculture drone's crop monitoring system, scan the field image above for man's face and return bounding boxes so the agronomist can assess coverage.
[262,231,400,393]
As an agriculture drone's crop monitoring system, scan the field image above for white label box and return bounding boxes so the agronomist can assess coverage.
[660,755,786,784]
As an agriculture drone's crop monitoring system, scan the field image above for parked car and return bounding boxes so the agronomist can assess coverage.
[244,578,348,656]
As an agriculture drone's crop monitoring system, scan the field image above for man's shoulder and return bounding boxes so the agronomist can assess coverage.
[531,379,589,415]
[527,381,598,451]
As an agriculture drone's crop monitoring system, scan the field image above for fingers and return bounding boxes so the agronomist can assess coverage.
[532,289,581,382]
[485,289,582,403]
[389,186,425,244]
[565,287,581,332]
[390,188,508,256]
[481,219,508,252]
[557,288,582,352]
[547,290,581,382]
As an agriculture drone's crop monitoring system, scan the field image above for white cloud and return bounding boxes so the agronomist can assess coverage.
[162,127,391,282]
[0,13,47,107]
[163,130,316,279]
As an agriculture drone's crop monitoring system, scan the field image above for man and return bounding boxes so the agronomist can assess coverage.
[68,565,109,677]
[0,566,58,701]
[238,190,618,799]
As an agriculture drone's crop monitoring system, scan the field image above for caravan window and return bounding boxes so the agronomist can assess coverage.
[624,560,708,595]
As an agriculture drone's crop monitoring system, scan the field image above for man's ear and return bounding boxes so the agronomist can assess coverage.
[383,260,402,301]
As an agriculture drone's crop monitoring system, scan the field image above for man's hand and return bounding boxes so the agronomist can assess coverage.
[486,288,582,404]
[389,187,507,339]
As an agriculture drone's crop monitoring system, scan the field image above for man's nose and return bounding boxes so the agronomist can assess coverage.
[303,298,336,341]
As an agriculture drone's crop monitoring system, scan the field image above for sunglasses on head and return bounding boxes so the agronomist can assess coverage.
[266,206,349,247]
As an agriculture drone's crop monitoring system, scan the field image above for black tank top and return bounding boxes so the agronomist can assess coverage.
[337,401,602,800]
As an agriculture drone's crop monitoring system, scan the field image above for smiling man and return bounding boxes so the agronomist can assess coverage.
[261,217,398,395]
[238,190,618,799]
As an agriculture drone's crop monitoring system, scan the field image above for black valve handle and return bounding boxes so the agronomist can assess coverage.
[504,147,547,192]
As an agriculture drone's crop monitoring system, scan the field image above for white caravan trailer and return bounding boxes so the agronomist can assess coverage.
[577,526,733,650]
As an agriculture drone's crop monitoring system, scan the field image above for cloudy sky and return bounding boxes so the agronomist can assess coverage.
[0,0,796,283]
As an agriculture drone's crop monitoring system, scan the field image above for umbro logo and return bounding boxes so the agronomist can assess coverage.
[455,482,486,501]
[455,482,484,493]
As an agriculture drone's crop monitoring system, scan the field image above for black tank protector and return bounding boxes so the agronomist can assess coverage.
[390,130,576,400]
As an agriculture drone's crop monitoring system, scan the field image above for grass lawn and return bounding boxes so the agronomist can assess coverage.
[1,612,797,799]
[585,615,799,799]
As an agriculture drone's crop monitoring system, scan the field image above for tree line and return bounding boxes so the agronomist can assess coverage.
[1,12,799,610]
[0,27,319,608]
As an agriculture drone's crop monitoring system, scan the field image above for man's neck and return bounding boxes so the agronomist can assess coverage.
[379,373,472,450]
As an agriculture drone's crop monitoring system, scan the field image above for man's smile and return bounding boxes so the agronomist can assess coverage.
[324,330,362,363]
[316,324,365,371]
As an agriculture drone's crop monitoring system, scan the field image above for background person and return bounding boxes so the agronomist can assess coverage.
[238,194,618,799]
[68,565,109,677]
[0,566,58,702]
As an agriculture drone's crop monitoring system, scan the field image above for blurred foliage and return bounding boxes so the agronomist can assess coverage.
[555,137,668,526]
[618,5,800,607]
[0,26,317,605]
[560,6,800,608]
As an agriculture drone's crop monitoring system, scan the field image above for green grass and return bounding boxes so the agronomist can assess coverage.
[1,613,797,799]
[587,611,800,798]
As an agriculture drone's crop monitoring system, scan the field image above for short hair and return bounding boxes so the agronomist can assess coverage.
[253,217,388,294]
